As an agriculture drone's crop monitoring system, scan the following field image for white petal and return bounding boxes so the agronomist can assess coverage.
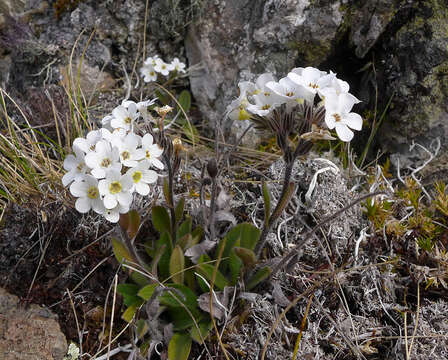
[91,198,106,214]
[112,106,128,120]
[104,194,118,209]
[91,167,106,179]
[63,155,77,171]
[62,171,76,187]
[104,209,120,223]
[335,123,354,142]
[136,182,150,196]
[142,170,158,184]
[98,179,109,195]
[117,191,132,207]
[75,197,91,213]
[151,158,164,170]
[70,180,89,197]
[72,138,89,153]
[325,113,336,130]
[142,134,154,148]
[345,112,363,131]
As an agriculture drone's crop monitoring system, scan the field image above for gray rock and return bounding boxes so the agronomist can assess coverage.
[0,287,67,360]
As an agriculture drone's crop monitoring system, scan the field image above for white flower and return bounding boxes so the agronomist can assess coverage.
[104,203,130,223]
[141,134,164,170]
[85,140,121,179]
[170,58,186,73]
[101,115,114,131]
[126,161,158,195]
[227,96,251,121]
[62,145,88,186]
[144,55,160,67]
[324,92,362,142]
[253,73,276,95]
[246,91,283,116]
[140,63,158,82]
[116,133,145,168]
[265,77,308,104]
[69,175,105,214]
[288,67,335,103]
[72,130,103,153]
[98,169,133,209]
[154,58,173,76]
[111,103,139,131]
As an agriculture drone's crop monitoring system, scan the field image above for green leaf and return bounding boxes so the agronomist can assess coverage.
[138,284,197,309]
[177,233,192,251]
[122,304,138,322]
[117,283,139,297]
[191,226,204,245]
[229,250,243,285]
[217,223,260,273]
[197,263,229,291]
[136,319,149,340]
[246,266,272,291]
[157,232,173,280]
[178,90,191,113]
[170,245,185,284]
[123,294,142,307]
[233,247,257,267]
[137,283,158,301]
[159,284,197,309]
[262,180,271,226]
[190,321,212,344]
[155,89,170,105]
[239,223,261,250]
[130,271,151,287]
[152,206,171,234]
[168,333,192,360]
[163,178,172,207]
[168,307,203,330]
[122,298,144,322]
[177,217,192,241]
[119,210,141,239]
[175,197,185,224]
[111,238,133,263]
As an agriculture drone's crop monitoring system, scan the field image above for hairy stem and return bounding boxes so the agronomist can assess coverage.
[254,159,295,258]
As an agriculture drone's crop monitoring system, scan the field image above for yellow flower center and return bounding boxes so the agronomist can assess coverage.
[87,186,99,199]
[261,104,271,110]
[100,158,111,168]
[121,151,131,160]
[109,181,122,194]
[264,92,270,96]
[124,116,132,124]
[286,91,294,97]
[308,83,319,89]
[145,150,151,159]
[76,162,85,172]
[132,171,142,183]
[332,113,342,122]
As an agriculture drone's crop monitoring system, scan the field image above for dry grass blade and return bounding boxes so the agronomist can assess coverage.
[107,275,118,360]
[292,293,314,360]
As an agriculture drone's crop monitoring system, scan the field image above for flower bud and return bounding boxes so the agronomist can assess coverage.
[207,158,218,178]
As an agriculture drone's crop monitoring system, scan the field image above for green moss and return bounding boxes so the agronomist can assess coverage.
[287,40,332,66]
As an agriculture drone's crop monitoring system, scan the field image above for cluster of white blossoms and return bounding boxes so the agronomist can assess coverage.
[140,55,186,83]
[62,99,164,223]
[227,67,362,142]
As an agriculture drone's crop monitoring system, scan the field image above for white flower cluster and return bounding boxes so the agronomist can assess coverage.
[227,67,362,142]
[62,99,164,223]
[140,55,186,83]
